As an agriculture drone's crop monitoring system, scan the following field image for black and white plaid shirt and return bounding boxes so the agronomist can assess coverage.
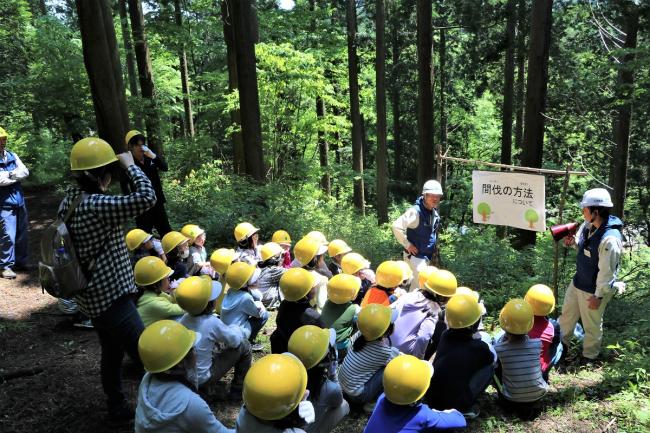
[58,165,156,318]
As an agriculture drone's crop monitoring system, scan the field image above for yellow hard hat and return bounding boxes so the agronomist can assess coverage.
[328,239,352,257]
[125,228,152,251]
[500,298,534,335]
[234,222,259,243]
[138,320,198,373]
[181,224,205,243]
[225,261,257,290]
[305,230,328,244]
[243,354,308,421]
[210,248,236,274]
[293,236,326,266]
[445,294,482,329]
[125,129,145,146]
[279,268,316,301]
[327,273,361,304]
[383,354,433,405]
[271,229,292,245]
[0,127,7,138]
[70,137,118,171]
[134,256,173,286]
[341,252,370,275]
[357,304,396,341]
[260,242,284,262]
[395,261,413,282]
[417,266,438,288]
[376,261,405,288]
[288,325,334,370]
[524,284,555,316]
[175,276,221,315]
[455,286,480,302]
[424,269,457,297]
[161,231,188,254]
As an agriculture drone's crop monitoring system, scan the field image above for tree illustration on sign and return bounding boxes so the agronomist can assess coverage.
[477,202,491,222]
[524,209,539,228]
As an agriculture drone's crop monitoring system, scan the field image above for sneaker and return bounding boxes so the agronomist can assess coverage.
[2,268,16,279]
[362,401,376,414]
[251,342,264,352]
[463,404,480,419]
[72,319,94,329]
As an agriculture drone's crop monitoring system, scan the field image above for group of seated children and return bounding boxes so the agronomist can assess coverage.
[128,223,562,432]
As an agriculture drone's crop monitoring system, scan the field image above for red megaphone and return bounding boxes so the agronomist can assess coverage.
[550,222,579,242]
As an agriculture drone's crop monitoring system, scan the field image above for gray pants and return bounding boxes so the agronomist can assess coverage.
[210,339,252,391]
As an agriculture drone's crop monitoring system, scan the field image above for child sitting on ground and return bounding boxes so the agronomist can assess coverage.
[293,236,330,312]
[494,298,548,418]
[327,239,352,276]
[364,355,466,433]
[271,229,293,268]
[320,274,362,360]
[524,284,562,382]
[425,293,496,419]
[176,276,252,400]
[233,222,262,266]
[339,304,400,413]
[135,321,234,433]
[256,242,287,309]
[134,256,185,327]
[220,262,269,352]
[361,261,407,307]
[126,228,165,265]
[161,231,190,283]
[182,224,214,277]
[341,253,375,305]
[421,269,458,359]
[289,325,350,433]
[236,353,316,432]
[270,268,324,354]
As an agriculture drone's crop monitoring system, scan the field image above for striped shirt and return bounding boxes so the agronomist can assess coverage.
[339,333,399,396]
[59,165,156,318]
[495,336,548,402]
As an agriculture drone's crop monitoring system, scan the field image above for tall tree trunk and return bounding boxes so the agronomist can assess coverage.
[376,0,388,224]
[232,0,265,181]
[76,0,130,153]
[346,0,365,213]
[310,0,330,195]
[173,0,194,137]
[416,0,434,189]
[438,26,447,165]
[118,0,142,130]
[127,0,162,155]
[610,6,639,219]
[517,0,553,247]
[498,0,517,240]
[221,0,245,174]
[390,2,402,180]
[514,0,527,153]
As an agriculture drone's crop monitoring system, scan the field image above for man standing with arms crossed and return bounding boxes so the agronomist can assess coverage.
[392,180,443,291]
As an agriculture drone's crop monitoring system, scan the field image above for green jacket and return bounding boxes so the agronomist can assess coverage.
[137,291,185,327]
[320,301,359,349]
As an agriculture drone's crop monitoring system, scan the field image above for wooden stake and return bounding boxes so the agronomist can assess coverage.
[439,154,587,176]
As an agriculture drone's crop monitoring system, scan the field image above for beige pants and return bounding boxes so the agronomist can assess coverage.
[403,253,430,291]
[559,281,614,359]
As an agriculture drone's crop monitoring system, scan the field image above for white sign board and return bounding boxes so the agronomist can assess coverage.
[472,170,546,232]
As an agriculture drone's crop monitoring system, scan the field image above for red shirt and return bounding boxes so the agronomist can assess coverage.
[528,315,554,372]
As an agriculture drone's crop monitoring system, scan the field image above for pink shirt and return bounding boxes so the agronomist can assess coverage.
[528,316,554,372]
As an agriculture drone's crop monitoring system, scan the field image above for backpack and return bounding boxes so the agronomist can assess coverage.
[38,194,99,299]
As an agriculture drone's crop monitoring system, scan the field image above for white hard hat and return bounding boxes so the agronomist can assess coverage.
[580,188,613,208]
[422,180,443,196]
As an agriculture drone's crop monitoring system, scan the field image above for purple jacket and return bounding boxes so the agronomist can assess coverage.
[391,291,441,358]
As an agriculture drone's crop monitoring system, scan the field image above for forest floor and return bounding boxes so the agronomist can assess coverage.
[1,190,648,433]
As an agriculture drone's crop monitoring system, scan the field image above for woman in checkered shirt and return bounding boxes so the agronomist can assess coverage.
[63,138,157,425]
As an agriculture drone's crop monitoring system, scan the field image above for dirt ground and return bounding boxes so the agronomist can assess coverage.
[0,189,640,433]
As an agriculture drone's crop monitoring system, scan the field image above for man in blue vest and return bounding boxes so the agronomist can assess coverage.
[0,127,30,279]
[392,180,443,291]
[559,188,623,361]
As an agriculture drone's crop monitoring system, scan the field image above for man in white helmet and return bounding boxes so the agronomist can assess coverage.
[558,188,624,363]
[392,180,443,290]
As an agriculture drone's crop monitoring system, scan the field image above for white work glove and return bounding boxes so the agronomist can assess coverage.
[152,239,165,255]
[141,145,156,159]
[298,400,315,424]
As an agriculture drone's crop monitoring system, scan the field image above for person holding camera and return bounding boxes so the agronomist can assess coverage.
[558,188,623,363]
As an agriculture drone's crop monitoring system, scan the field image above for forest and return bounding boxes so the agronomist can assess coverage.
[0,0,649,432]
